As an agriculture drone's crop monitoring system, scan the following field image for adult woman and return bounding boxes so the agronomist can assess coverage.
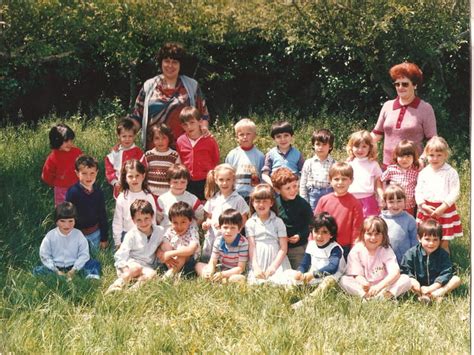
[371,62,437,168]
[130,42,210,150]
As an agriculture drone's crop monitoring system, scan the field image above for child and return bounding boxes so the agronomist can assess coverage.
[41,123,83,206]
[261,120,304,185]
[380,185,417,264]
[314,162,364,260]
[65,155,108,251]
[271,168,313,269]
[112,159,156,250]
[33,202,100,280]
[415,136,462,252]
[339,216,411,299]
[299,129,336,209]
[201,164,249,261]
[195,209,248,283]
[346,130,383,217]
[105,118,144,198]
[107,200,171,292]
[225,118,265,201]
[161,201,200,278]
[245,184,291,285]
[401,219,461,303]
[381,139,420,216]
[157,164,205,230]
[141,123,181,197]
[176,106,219,201]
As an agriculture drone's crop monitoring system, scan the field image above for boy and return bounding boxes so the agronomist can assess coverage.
[314,162,364,260]
[225,118,265,201]
[105,117,144,198]
[33,202,101,280]
[176,106,219,201]
[161,201,200,278]
[401,219,461,303]
[299,129,336,209]
[195,209,248,283]
[106,199,172,293]
[271,168,313,269]
[65,155,108,250]
[157,164,205,230]
[261,120,304,186]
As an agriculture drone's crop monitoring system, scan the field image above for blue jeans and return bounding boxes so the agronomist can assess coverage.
[33,259,101,279]
[308,186,333,210]
[84,229,101,253]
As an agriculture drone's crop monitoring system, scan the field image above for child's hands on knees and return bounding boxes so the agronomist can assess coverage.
[100,241,108,250]
[253,265,265,279]
[420,286,431,295]
[366,284,383,298]
[202,266,213,279]
[264,268,276,279]
[303,272,314,284]
[66,269,76,281]
[202,219,212,231]
[294,271,304,281]
[211,271,224,282]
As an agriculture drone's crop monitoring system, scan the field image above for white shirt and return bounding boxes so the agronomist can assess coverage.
[415,163,460,206]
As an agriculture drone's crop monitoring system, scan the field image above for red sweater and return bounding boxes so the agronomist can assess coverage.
[176,134,219,181]
[314,192,363,247]
[105,145,144,185]
[41,147,83,188]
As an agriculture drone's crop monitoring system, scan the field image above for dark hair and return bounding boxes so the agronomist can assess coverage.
[249,184,279,215]
[116,117,137,135]
[168,201,194,222]
[270,120,294,138]
[312,212,338,243]
[55,201,77,221]
[389,62,423,86]
[179,106,201,123]
[311,129,335,153]
[130,199,155,219]
[271,167,298,190]
[167,164,191,182]
[49,123,75,149]
[359,216,390,248]
[119,159,150,194]
[383,184,406,202]
[75,155,99,171]
[392,139,420,168]
[418,219,442,239]
[147,123,175,150]
[218,208,243,229]
[156,42,186,64]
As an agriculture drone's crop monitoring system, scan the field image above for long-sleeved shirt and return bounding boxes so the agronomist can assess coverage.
[415,163,460,207]
[105,144,144,186]
[176,134,219,181]
[41,147,83,188]
[380,210,417,264]
[276,195,313,248]
[297,240,344,279]
[299,155,335,200]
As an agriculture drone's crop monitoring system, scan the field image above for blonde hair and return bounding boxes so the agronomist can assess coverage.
[424,136,451,157]
[249,184,279,215]
[359,216,390,248]
[346,130,378,161]
[204,163,236,200]
[234,118,257,134]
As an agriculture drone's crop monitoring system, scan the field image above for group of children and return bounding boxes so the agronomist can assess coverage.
[37,106,463,304]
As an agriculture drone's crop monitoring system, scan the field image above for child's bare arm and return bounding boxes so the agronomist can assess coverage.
[375,178,384,206]
[265,237,288,277]
[421,282,443,295]
[165,242,198,259]
[220,261,246,279]
[367,269,400,297]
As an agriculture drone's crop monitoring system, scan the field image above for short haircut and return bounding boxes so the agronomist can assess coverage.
[329,162,353,180]
[167,164,191,182]
[389,62,423,86]
[218,208,243,228]
[49,123,75,149]
[311,129,335,152]
[270,120,294,138]
[147,123,175,149]
[55,201,77,221]
[75,155,99,171]
[179,106,201,123]
[271,167,298,190]
[346,130,378,161]
[249,183,278,215]
[234,118,257,134]
[383,184,406,201]
[168,201,194,221]
[392,139,420,168]
[130,199,154,219]
[423,136,451,157]
[156,42,186,64]
[418,219,442,239]
[359,216,390,248]
[312,212,338,243]
[116,117,137,135]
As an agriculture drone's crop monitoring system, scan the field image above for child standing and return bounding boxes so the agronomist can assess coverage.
[381,139,420,216]
[41,123,83,206]
[271,168,313,269]
[245,184,291,285]
[112,159,156,250]
[415,136,462,252]
[225,118,265,201]
[105,118,144,198]
[176,106,219,201]
[33,202,100,280]
[201,164,249,261]
[299,129,336,210]
[346,130,383,217]
[141,123,181,197]
[380,185,417,264]
[401,219,461,303]
[261,120,304,185]
[65,155,108,251]
[195,209,248,283]
[339,216,411,299]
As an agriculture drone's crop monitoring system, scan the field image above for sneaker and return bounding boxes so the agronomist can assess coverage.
[162,269,175,279]
[86,274,100,280]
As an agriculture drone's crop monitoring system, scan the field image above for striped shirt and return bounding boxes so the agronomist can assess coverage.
[141,148,181,196]
[211,234,249,270]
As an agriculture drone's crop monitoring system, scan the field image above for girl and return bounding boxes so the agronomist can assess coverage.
[346,130,383,217]
[141,123,181,197]
[112,159,157,250]
[415,136,462,252]
[381,139,420,216]
[41,123,83,206]
[339,216,411,299]
[245,184,291,285]
[201,164,249,261]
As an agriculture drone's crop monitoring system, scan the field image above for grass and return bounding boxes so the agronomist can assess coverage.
[0,112,470,353]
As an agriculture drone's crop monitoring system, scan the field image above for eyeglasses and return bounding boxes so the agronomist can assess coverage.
[393,82,410,88]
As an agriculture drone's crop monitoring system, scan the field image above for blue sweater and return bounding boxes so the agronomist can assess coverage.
[380,210,417,264]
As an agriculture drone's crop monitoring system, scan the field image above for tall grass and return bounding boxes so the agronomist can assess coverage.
[0,113,470,353]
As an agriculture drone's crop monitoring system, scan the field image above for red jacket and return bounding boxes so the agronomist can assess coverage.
[176,134,219,181]
[41,147,83,188]
[105,145,144,186]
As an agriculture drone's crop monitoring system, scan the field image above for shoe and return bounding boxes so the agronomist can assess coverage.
[418,295,431,304]
[162,269,175,279]
[128,280,143,292]
[291,300,304,310]
[105,279,125,294]
[86,274,100,280]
